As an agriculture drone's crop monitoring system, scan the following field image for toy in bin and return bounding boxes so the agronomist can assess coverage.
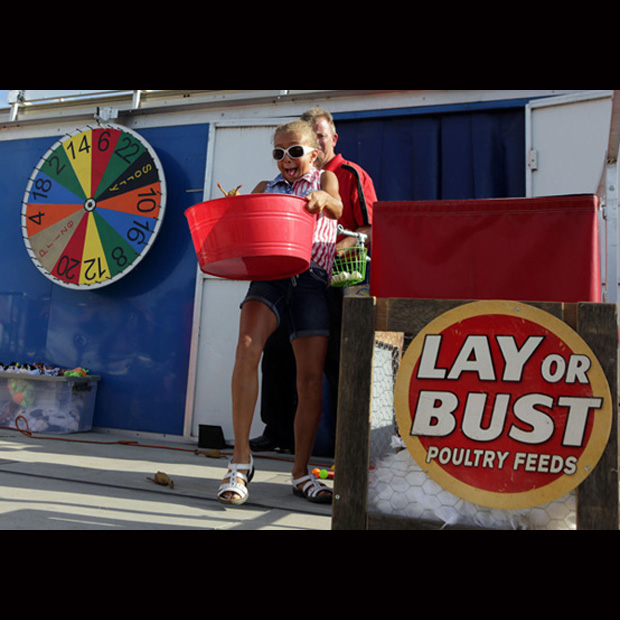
[331,226,370,288]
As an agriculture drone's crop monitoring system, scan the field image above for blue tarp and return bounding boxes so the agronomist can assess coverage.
[337,108,526,202]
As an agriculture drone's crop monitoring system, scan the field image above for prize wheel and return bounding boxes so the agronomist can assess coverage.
[22,124,167,290]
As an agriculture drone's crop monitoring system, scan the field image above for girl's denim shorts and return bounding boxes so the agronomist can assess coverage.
[241,266,330,341]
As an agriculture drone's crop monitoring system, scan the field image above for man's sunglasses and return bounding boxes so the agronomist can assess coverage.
[272,145,317,161]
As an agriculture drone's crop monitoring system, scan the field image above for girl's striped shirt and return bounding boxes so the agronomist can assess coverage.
[264,170,338,275]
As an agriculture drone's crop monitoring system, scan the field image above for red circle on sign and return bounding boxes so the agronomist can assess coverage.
[412,314,593,494]
[395,302,613,510]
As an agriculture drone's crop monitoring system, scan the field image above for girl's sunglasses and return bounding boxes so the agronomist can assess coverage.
[272,145,317,161]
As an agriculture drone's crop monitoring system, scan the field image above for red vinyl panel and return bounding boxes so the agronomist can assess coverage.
[370,195,601,303]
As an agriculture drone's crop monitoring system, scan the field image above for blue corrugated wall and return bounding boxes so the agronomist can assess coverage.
[0,124,210,436]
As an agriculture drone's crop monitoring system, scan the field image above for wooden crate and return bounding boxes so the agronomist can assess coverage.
[332,297,619,531]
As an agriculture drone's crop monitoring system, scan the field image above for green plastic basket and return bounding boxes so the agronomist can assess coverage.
[331,246,368,288]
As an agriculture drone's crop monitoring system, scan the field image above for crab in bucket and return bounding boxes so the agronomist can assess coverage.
[218,183,243,197]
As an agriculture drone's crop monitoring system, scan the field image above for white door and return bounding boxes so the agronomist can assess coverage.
[526,91,615,303]
[184,121,291,442]
[526,90,613,198]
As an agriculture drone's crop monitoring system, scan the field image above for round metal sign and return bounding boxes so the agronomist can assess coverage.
[395,301,613,510]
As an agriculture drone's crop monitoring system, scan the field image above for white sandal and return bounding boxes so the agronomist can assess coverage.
[292,474,333,505]
[217,457,255,507]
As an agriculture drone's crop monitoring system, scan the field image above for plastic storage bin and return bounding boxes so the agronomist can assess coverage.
[0,374,100,435]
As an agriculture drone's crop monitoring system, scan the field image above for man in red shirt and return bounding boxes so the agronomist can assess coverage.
[303,107,376,250]
[251,107,378,455]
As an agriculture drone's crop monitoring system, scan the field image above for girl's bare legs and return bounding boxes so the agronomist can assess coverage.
[222,301,277,502]
[291,336,331,499]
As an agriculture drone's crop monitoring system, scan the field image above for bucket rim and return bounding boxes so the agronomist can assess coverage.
[185,193,309,217]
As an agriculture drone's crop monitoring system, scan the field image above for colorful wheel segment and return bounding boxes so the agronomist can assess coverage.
[21,125,166,290]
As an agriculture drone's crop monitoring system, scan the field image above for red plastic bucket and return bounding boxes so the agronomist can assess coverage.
[185,194,316,281]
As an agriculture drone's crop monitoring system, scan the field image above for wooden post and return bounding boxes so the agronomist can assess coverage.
[332,296,375,531]
[575,303,619,530]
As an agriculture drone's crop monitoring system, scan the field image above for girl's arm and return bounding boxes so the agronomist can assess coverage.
[252,181,269,194]
[306,171,343,220]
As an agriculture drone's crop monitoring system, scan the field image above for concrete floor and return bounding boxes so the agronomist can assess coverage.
[0,429,334,530]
